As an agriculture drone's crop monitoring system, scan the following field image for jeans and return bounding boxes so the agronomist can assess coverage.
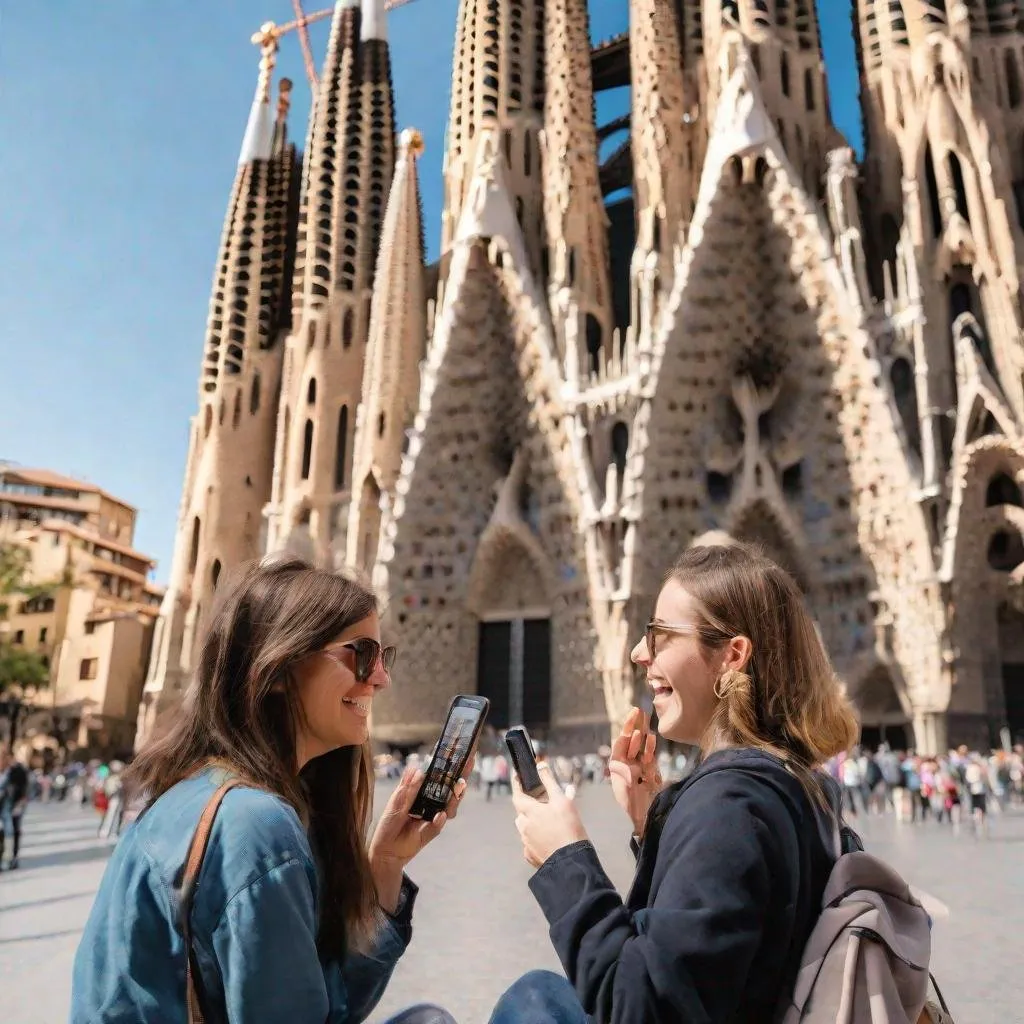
[488,971,590,1024]
[382,1005,459,1024]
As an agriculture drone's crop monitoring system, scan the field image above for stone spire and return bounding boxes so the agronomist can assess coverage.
[264,0,397,565]
[290,0,362,317]
[137,64,300,743]
[703,0,838,194]
[440,0,546,272]
[629,0,692,316]
[542,0,613,383]
[347,128,426,571]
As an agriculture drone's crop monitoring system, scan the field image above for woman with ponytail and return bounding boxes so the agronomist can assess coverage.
[490,542,859,1024]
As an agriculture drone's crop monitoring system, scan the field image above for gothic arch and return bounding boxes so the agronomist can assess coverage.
[729,499,811,592]
[850,660,912,727]
[465,523,554,620]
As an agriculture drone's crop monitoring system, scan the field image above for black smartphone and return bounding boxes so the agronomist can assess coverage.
[409,695,490,820]
[504,726,546,800]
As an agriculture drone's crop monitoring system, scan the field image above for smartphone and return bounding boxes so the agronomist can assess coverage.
[504,726,546,800]
[409,695,490,820]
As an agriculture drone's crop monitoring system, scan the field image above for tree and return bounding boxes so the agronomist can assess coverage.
[0,540,53,740]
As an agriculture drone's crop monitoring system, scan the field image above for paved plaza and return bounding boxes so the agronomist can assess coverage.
[1,782,1020,1022]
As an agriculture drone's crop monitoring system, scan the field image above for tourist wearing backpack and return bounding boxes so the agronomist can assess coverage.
[487,542,928,1023]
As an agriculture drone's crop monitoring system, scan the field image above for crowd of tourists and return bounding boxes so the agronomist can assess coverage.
[829,745,1023,835]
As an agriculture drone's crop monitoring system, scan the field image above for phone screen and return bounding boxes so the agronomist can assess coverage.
[409,697,489,819]
[504,727,545,798]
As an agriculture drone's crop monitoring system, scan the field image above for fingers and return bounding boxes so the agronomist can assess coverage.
[537,761,563,799]
[418,811,447,844]
[391,768,425,814]
[606,760,632,786]
[642,732,656,765]
[511,775,532,814]
[626,729,644,762]
[444,778,468,819]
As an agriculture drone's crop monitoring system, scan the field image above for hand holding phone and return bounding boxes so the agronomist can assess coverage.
[409,695,490,820]
[504,726,547,801]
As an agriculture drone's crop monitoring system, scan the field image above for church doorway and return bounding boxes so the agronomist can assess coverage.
[476,615,551,734]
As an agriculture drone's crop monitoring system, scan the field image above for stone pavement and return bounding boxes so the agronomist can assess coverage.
[1,783,1020,1023]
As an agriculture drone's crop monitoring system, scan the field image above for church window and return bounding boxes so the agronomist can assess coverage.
[343,308,354,348]
[947,153,971,223]
[335,406,349,489]
[567,247,576,287]
[232,390,241,429]
[707,471,732,503]
[804,69,816,111]
[204,405,213,437]
[211,560,222,590]
[986,473,1023,507]
[1006,51,1022,109]
[301,420,314,480]
[611,422,629,478]
[924,146,942,238]
[378,412,386,438]
[988,529,1024,571]
[890,357,921,453]
[307,377,317,405]
[250,373,261,414]
[585,315,602,374]
[189,517,201,574]
[524,131,532,176]
[781,52,791,97]
[782,462,804,498]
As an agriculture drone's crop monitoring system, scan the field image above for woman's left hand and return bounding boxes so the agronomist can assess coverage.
[369,759,473,914]
[369,758,473,870]
[513,762,589,868]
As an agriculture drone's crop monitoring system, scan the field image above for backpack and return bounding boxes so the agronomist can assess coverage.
[778,825,955,1023]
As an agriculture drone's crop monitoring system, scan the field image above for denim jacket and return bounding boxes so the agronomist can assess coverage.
[71,768,415,1024]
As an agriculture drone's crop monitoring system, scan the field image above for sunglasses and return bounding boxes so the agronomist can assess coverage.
[324,638,398,682]
[644,621,701,659]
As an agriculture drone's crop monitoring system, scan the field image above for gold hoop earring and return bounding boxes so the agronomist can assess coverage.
[714,668,745,700]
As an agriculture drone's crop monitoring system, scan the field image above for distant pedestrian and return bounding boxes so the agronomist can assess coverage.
[0,747,29,870]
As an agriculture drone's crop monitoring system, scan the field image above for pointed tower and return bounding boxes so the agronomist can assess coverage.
[347,128,427,572]
[542,0,613,382]
[137,59,300,745]
[856,0,1024,750]
[440,0,546,274]
[265,0,397,565]
[703,0,841,193]
[626,0,700,331]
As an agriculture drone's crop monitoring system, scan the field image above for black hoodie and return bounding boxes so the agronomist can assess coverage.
[528,748,837,1023]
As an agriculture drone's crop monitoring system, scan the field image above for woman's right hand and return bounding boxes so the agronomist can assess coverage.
[607,707,661,838]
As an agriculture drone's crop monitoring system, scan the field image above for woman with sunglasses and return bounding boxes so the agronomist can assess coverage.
[72,557,461,1024]
[490,542,858,1024]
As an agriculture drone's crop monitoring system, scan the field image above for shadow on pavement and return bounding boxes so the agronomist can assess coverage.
[15,844,113,872]
[0,890,97,914]
[0,927,83,946]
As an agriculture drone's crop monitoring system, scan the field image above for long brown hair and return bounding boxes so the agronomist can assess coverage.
[126,557,379,957]
[666,543,858,791]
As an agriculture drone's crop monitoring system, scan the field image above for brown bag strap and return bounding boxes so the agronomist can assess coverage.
[180,778,243,1024]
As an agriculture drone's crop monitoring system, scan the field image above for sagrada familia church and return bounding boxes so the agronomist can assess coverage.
[136,0,1024,756]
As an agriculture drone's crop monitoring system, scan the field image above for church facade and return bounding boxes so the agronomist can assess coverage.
[137,0,1024,755]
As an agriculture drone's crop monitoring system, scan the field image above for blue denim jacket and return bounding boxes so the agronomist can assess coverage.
[71,768,415,1023]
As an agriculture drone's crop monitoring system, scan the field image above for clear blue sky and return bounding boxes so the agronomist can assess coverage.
[0,3,861,583]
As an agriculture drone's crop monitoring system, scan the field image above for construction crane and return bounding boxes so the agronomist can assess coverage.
[254,0,421,91]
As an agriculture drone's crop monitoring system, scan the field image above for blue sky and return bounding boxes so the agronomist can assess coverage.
[0,3,861,582]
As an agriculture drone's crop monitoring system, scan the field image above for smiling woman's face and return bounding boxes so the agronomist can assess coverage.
[291,610,390,768]
[630,581,724,745]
